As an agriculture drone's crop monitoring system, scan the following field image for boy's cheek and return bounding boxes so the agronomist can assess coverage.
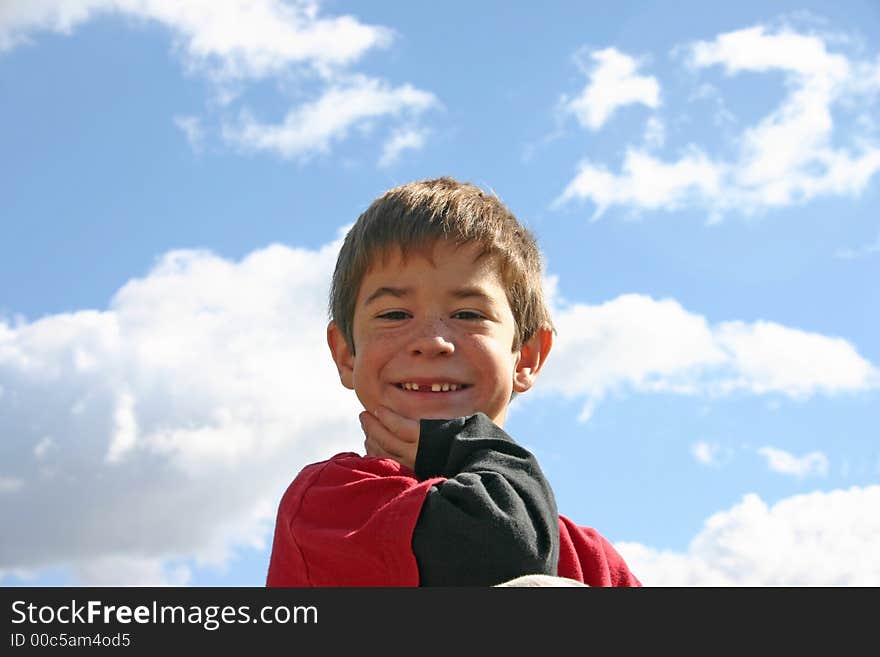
[353,389,376,416]
[352,381,403,419]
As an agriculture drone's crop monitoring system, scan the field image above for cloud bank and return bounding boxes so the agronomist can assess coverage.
[0,238,361,584]
[0,0,390,76]
[0,0,436,164]
[1,235,876,584]
[540,293,878,421]
[556,24,880,220]
[618,485,880,585]
[222,75,437,162]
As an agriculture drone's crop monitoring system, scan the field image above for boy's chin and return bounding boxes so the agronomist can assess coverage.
[418,411,469,420]
[387,401,480,422]
[404,406,493,423]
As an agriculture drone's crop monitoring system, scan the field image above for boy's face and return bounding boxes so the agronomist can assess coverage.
[327,240,551,428]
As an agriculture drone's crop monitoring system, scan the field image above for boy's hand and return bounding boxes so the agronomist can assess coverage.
[360,406,420,471]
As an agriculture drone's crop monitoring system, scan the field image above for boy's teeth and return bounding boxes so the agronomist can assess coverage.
[401,383,461,392]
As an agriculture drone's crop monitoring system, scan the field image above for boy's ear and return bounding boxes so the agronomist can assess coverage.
[513,326,554,394]
[327,321,355,390]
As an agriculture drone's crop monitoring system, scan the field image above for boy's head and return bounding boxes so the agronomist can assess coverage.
[327,176,555,427]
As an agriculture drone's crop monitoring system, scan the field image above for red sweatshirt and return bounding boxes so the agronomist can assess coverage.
[267,414,641,587]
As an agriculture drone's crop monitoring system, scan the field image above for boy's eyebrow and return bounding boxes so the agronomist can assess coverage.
[363,286,412,306]
[363,285,495,306]
[449,286,494,303]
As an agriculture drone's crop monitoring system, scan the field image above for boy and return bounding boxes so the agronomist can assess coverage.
[266,177,640,587]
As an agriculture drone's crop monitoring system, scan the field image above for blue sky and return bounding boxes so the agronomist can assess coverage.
[1,0,878,586]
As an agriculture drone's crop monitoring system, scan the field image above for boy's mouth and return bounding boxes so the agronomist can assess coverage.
[394,382,471,393]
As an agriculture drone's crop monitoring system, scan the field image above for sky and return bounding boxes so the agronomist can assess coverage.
[0,0,878,587]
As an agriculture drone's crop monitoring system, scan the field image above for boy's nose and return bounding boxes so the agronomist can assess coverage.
[408,322,455,357]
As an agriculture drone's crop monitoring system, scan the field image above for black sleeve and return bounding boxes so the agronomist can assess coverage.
[411,413,560,586]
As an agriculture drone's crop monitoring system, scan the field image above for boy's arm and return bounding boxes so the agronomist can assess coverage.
[558,517,643,587]
[266,453,439,587]
[409,413,560,586]
[361,408,640,587]
[267,411,559,587]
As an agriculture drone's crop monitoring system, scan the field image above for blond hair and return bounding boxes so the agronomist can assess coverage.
[330,176,554,353]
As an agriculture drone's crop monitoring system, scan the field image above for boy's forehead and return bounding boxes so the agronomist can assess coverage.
[357,241,507,302]
[366,238,495,272]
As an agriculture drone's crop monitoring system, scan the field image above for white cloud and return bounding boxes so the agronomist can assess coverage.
[33,437,54,459]
[173,115,204,151]
[688,83,737,127]
[0,238,362,584]
[557,25,880,219]
[538,293,878,420]
[617,485,880,585]
[555,148,724,220]
[692,441,722,466]
[223,75,437,161]
[0,1,435,165]
[379,126,429,168]
[74,556,192,587]
[0,0,392,78]
[713,320,876,398]
[642,116,666,149]
[107,390,138,463]
[0,477,24,493]
[757,446,829,478]
[541,294,725,402]
[562,47,660,130]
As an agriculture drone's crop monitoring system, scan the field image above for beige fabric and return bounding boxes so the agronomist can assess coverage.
[495,574,589,587]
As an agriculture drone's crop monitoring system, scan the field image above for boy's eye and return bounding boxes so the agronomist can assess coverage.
[452,310,485,320]
[377,310,410,320]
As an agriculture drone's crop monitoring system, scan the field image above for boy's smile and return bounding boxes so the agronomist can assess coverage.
[327,239,551,428]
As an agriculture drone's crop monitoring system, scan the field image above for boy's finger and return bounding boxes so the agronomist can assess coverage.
[372,406,419,443]
[361,409,417,470]
[360,412,404,458]
[363,436,397,460]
